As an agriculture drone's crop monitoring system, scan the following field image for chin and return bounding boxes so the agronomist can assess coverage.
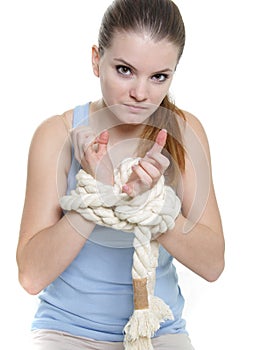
[121,113,151,126]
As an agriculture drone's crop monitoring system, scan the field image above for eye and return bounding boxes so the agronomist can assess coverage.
[116,65,132,76]
[152,73,169,83]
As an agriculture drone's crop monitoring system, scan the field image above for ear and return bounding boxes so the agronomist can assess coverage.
[92,45,100,77]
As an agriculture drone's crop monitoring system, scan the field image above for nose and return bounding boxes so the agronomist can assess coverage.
[129,78,148,102]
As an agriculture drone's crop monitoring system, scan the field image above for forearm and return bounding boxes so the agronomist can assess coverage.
[17,211,95,295]
[157,214,225,282]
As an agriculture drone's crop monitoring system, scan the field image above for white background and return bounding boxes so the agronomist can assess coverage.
[1,0,267,349]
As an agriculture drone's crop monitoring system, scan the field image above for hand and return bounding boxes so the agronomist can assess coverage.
[71,127,114,185]
[122,129,170,197]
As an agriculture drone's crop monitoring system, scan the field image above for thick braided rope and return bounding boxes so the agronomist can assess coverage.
[60,158,181,350]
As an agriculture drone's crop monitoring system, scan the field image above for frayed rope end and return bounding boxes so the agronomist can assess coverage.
[123,336,154,350]
[123,297,174,349]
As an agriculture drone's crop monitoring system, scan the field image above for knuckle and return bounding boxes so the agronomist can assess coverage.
[143,177,153,187]
[159,155,170,169]
[84,153,90,163]
[163,158,170,170]
[150,170,161,181]
[77,133,85,146]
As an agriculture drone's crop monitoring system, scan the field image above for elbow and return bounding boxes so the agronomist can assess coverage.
[203,258,225,283]
[16,243,44,295]
[203,235,225,282]
[18,271,43,295]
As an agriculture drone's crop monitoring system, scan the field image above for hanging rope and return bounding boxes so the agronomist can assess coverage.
[60,157,181,350]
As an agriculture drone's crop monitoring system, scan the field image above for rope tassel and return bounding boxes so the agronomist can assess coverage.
[123,285,174,349]
[60,158,181,350]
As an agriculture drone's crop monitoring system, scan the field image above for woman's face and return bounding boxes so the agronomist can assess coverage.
[92,31,179,125]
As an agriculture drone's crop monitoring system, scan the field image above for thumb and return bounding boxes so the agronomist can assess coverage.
[147,129,167,156]
[96,130,109,155]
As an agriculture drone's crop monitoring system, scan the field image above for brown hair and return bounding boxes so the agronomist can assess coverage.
[98,0,186,185]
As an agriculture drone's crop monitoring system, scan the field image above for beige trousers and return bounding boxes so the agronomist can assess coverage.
[31,330,195,350]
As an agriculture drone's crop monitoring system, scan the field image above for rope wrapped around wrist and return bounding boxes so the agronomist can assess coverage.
[60,157,181,350]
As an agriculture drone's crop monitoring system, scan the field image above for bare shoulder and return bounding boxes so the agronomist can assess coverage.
[32,109,73,142]
[182,110,208,140]
[180,110,211,159]
[28,109,74,174]
[30,109,73,151]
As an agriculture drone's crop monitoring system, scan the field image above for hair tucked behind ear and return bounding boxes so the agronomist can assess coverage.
[98,0,186,185]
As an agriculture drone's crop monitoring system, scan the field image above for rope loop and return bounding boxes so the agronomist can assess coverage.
[60,157,181,350]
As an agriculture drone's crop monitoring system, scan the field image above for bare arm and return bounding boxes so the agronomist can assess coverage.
[16,112,95,295]
[157,112,225,281]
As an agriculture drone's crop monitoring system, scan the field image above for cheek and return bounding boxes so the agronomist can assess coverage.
[100,76,114,102]
[150,85,170,104]
[101,75,128,101]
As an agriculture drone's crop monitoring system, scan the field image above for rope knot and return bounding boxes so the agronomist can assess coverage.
[60,157,181,350]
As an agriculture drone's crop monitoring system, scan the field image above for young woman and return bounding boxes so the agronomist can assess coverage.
[16,0,225,349]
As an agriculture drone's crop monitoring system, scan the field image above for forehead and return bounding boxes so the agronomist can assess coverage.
[105,31,179,71]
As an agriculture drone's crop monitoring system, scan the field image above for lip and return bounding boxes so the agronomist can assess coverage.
[123,103,148,111]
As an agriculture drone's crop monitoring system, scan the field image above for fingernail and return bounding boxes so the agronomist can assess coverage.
[122,184,129,193]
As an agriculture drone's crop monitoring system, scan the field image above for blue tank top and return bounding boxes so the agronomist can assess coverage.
[31,102,187,341]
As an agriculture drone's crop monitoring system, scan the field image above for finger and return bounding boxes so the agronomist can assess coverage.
[145,152,170,172]
[71,127,85,162]
[122,165,152,197]
[122,179,144,197]
[71,126,95,161]
[72,126,93,147]
[95,130,109,155]
[131,164,153,186]
[147,129,167,156]
[83,132,97,153]
[122,183,136,197]
[139,159,162,180]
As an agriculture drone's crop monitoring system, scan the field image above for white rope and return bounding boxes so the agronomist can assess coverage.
[60,157,181,350]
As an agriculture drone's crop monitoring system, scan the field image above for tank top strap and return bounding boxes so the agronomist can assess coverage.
[73,102,90,127]
[66,102,90,194]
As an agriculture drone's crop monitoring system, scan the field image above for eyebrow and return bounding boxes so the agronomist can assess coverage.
[113,58,174,74]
